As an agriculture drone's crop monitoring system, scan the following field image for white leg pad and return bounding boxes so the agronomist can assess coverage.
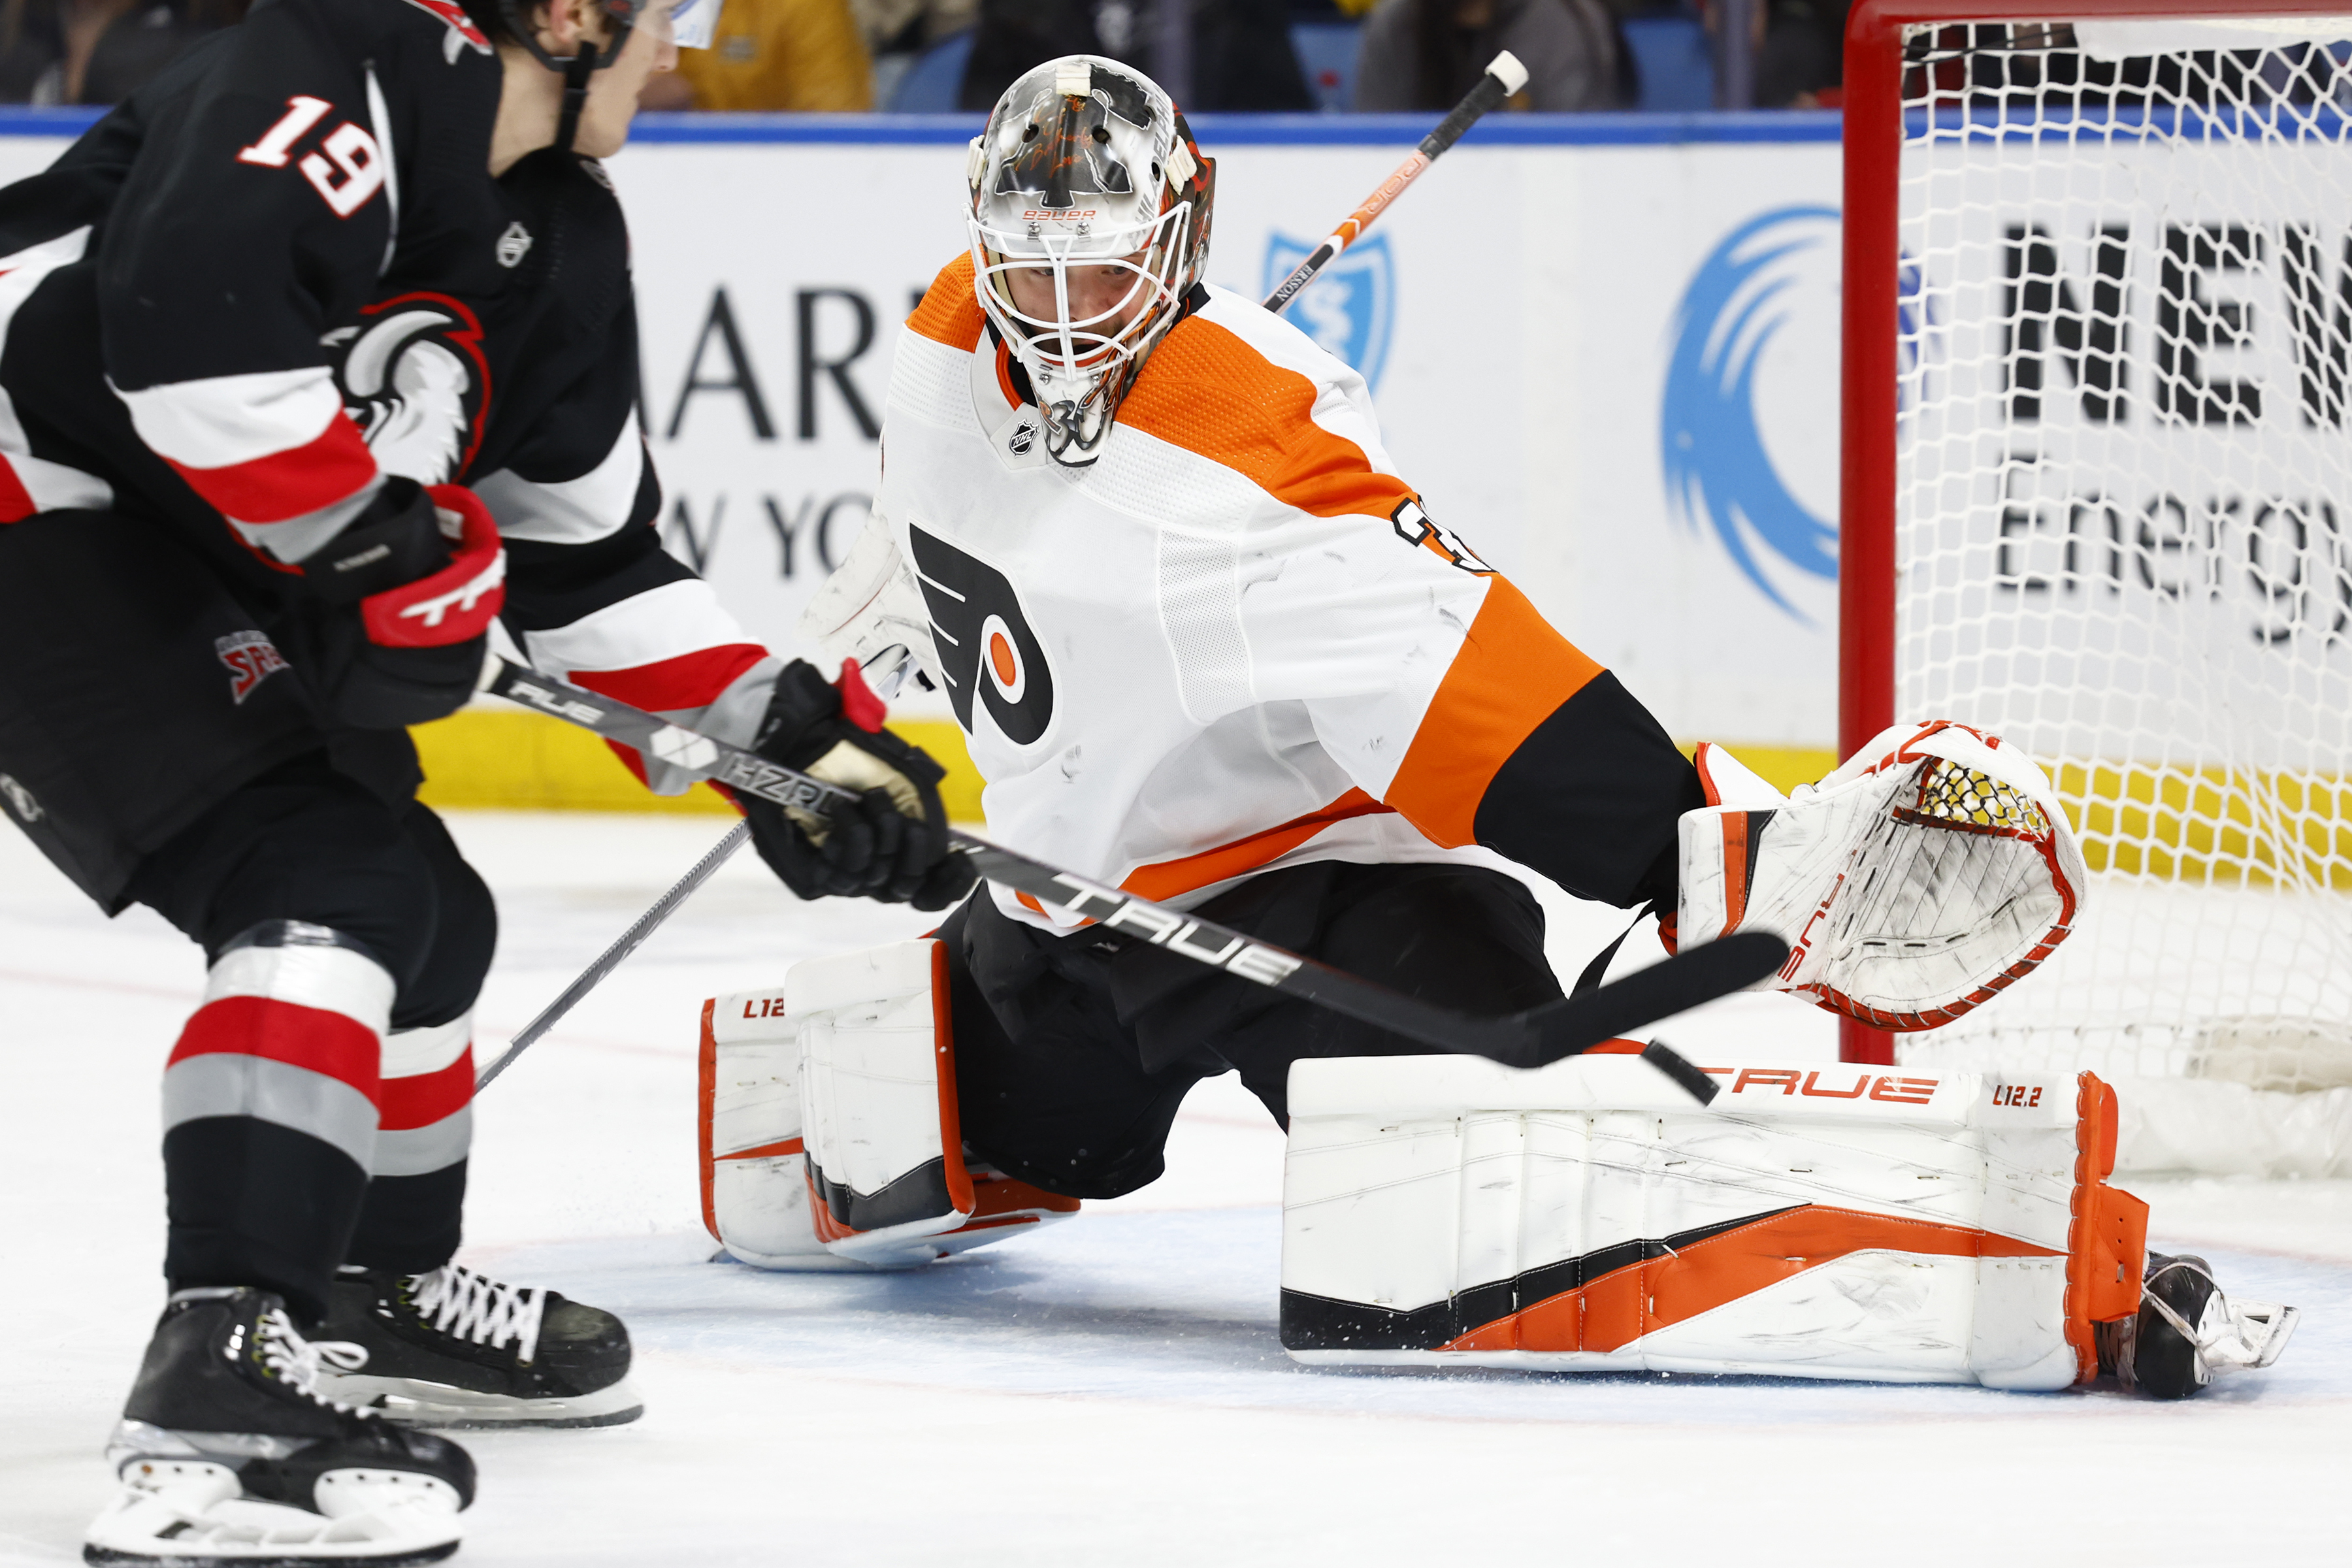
[699,942,1077,1272]
[1281,1053,2148,1388]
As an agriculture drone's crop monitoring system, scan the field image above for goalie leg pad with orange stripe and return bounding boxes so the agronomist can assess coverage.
[1281,1054,2150,1389]
[1676,721,2090,1032]
[698,940,1077,1271]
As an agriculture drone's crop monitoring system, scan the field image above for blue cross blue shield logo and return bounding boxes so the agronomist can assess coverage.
[1262,232,1396,392]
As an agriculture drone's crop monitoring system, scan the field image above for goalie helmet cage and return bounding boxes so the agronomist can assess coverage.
[1838,0,2352,1171]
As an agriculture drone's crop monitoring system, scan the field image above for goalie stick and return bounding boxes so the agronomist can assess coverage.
[1260,48,1529,315]
[482,655,1782,1102]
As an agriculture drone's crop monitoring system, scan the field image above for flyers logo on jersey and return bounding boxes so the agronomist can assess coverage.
[1392,498,1491,574]
[907,523,1055,746]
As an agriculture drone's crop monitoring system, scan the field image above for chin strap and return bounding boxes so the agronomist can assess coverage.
[552,36,600,156]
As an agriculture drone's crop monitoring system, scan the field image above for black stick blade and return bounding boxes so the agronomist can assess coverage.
[1640,1039,1722,1105]
[1512,931,1791,1075]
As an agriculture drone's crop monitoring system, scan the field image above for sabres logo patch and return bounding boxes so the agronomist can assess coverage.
[215,630,290,706]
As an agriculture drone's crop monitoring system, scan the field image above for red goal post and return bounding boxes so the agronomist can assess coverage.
[1838,0,2352,1072]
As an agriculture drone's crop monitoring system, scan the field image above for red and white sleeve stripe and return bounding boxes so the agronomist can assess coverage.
[112,365,380,557]
[518,577,777,794]
[519,577,770,715]
[472,421,646,546]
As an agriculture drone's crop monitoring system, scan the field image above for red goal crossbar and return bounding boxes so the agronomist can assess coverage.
[1835,0,2351,1065]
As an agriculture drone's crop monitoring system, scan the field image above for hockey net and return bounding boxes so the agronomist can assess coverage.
[1842,3,2352,1172]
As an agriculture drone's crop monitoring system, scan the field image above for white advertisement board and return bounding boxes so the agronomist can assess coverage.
[0,114,1848,751]
[1895,135,2352,774]
[610,118,1846,750]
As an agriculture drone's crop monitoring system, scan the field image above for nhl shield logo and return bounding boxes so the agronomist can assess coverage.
[1261,232,1395,392]
[495,222,532,269]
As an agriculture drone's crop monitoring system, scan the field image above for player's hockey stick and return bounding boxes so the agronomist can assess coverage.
[485,655,1781,1102]
[1260,49,1530,315]
[476,820,750,1089]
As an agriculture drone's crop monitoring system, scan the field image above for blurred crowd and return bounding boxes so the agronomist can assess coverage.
[679,0,1854,114]
[0,0,1851,110]
[0,0,246,103]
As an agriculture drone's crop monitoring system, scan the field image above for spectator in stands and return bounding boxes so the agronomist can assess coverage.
[854,0,973,57]
[854,0,974,107]
[1699,0,1846,106]
[643,0,874,110]
[0,0,242,103]
[1354,0,1633,110]
[958,0,1311,112]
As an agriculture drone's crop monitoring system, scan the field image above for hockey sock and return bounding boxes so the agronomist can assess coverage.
[161,921,393,1323]
[346,1013,475,1273]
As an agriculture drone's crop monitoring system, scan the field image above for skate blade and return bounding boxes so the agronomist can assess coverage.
[321,1372,645,1429]
[85,1467,460,1565]
[2209,1299,2300,1375]
[85,1546,457,1568]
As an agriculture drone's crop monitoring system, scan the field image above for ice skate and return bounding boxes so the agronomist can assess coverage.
[2098,1252,2300,1400]
[84,1287,472,1566]
[315,1264,641,1429]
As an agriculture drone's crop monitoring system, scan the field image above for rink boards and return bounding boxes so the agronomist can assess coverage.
[0,109,1848,758]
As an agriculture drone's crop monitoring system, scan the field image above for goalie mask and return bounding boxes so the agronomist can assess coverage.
[968,56,1215,468]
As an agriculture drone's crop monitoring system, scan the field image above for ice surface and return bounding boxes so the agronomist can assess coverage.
[5,813,2349,1565]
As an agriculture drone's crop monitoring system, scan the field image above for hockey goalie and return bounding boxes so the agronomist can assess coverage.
[703,54,2296,1403]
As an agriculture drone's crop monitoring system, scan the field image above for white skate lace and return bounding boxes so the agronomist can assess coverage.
[2138,1258,2213,1343]
[407,1264,546,1364]
[2136,1258,2297,1379]
[253,1307,372,1416]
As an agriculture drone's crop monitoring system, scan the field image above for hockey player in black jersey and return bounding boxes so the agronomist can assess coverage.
[0,0,970,1560]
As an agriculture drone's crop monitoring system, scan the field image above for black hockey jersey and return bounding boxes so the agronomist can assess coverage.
[0,0,772,764]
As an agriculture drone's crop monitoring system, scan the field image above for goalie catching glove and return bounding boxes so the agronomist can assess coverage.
[1676,720,2088,1030]
[738,661,975,909]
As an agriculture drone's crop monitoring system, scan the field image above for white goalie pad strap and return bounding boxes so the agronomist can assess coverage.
[698,950,1081,1273]
[1678,721,2091,1031]
[1281,1054,2148,1389]
[795,509,941,699]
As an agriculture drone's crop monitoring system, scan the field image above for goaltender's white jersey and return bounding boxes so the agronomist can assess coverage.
[870,255,1607,931]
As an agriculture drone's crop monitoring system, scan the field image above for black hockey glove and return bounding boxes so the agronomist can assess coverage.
[284,479,506,730]
[739,660,976,911]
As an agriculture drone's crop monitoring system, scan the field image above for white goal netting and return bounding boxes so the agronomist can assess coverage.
[1885,16,2352,1170]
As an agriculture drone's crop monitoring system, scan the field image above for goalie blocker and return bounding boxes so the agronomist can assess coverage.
[1281,1053,2295,1394]
[698,940,1079,1271]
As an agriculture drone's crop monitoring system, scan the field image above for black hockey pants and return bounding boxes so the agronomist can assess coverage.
[126,757,497,1319]
[0,509,494,1323]
[941,860,1568,1200]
